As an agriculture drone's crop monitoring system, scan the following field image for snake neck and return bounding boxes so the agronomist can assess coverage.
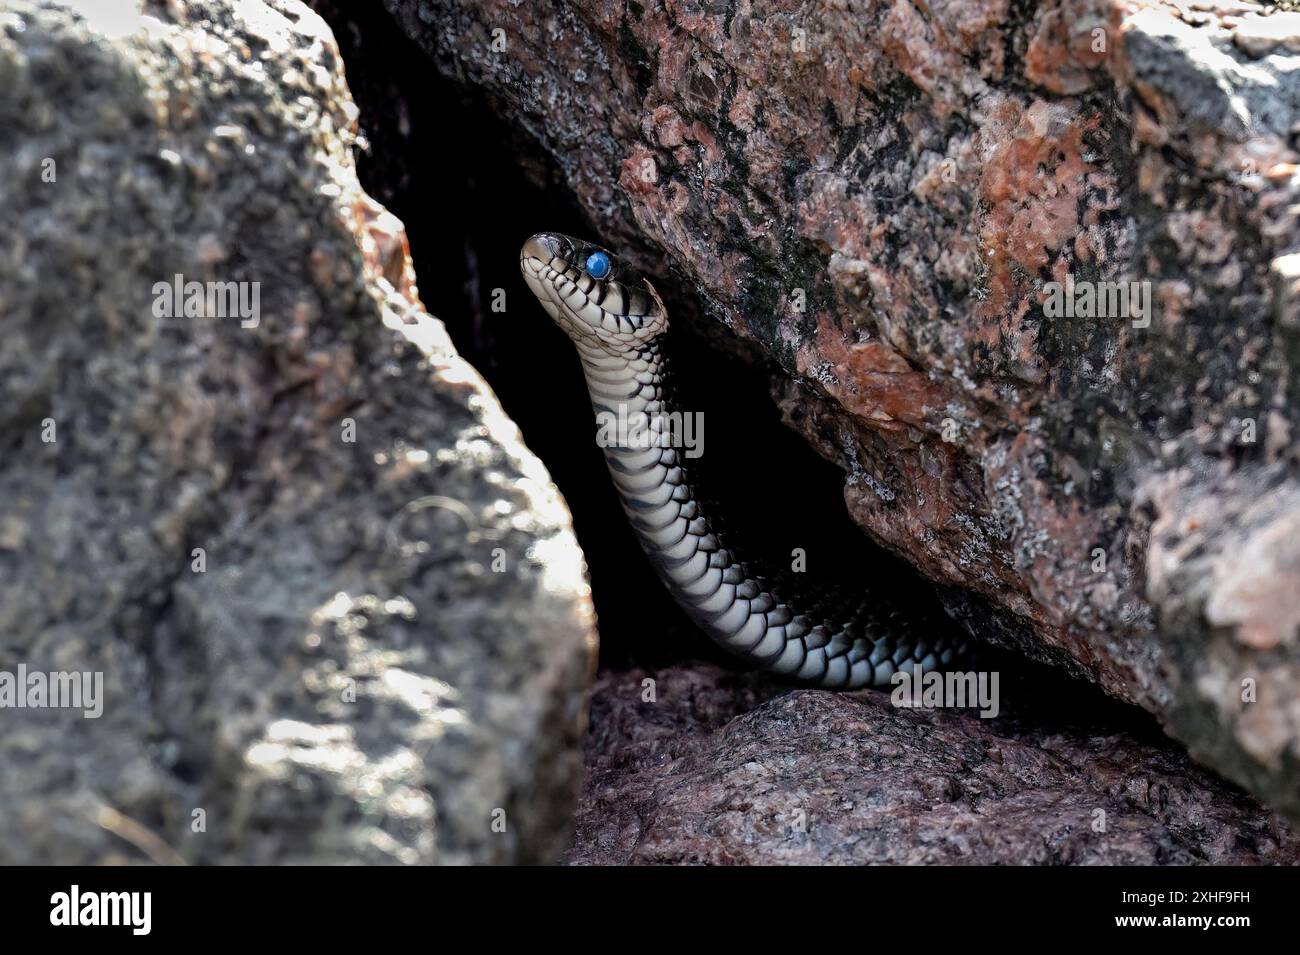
[571,335,961,689]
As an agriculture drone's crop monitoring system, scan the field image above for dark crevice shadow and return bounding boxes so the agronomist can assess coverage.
[310,1,1170,739]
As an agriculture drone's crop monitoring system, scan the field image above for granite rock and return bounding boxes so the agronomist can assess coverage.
[0,0,594,864]
[378,0,1300,818]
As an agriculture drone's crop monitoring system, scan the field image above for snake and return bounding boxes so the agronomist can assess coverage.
[520,232,965,688]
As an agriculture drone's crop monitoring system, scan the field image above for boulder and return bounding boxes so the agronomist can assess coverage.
[377,0,1300,817]
[567,663,1300,864]
[0,0,594,864]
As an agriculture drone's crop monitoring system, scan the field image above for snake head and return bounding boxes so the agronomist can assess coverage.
[520,232,668,353]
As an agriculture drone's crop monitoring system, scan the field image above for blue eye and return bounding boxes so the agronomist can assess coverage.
[585,250,611,279]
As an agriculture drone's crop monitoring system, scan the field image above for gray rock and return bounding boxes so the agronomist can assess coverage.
[0,0,594,864]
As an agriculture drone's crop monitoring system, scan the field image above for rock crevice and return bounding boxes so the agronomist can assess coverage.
[377,0,1300,818]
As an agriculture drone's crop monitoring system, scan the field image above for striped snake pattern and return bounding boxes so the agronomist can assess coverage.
[520,232,964,688]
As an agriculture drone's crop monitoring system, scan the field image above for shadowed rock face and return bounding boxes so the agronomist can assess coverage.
[567,664,1300,865]
[0,0,594,864]
[375,0,1300,816]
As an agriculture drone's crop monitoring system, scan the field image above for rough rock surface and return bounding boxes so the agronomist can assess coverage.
[0,0,594,864]
[567,663,1300,864]
[380,0,1300,816]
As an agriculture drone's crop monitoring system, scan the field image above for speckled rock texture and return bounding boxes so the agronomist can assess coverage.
[380,0,1300,817]
[566,663,1300,864]
[0,0,594,864]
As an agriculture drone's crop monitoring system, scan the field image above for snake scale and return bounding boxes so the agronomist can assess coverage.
[520,232,964,688]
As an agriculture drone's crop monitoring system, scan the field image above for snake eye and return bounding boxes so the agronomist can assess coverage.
[585,250,611,279]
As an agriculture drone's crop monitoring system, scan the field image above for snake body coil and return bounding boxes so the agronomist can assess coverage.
[521,232,963,689]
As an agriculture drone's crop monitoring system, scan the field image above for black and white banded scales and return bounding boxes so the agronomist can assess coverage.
[520,232,964,688]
